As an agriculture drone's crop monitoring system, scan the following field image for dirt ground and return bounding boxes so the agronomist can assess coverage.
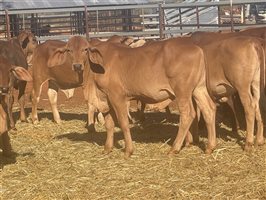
[1,82,266,200]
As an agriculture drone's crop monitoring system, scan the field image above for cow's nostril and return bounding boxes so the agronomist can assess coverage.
[0,87,9,94]
[73,64,82,71]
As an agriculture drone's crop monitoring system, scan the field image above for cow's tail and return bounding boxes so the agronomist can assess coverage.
[255,39,266,126]
[254,38,266,95]
[201,48,215,102]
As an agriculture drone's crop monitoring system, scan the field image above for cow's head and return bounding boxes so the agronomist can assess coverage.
[17,30,38,56]
[0,62,32,96]
[47,36,90,72]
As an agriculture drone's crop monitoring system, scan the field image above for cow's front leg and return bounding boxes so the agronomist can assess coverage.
[18,81,27,123]
[87,102,96,132]
[47,88,61,124]
[110,96,133,158]
[103,111,115,154]
[0,104,12,156]
[7,90,15,129]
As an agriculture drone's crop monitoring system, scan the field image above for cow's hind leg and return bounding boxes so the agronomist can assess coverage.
[169,97,195,154]
[251,75,264,146]
[193,86,217,154]
[238,90,256,151]
[31,81,45,124]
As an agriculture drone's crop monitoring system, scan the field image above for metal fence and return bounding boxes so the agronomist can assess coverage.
[0,0,265,41]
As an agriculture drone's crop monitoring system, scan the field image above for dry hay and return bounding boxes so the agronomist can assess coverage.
[1,105,266,200]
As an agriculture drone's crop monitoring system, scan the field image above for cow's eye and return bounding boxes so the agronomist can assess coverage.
[66,49,71,52]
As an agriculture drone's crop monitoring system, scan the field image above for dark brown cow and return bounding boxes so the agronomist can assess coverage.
[191,35,265,150]
[0,31,37,129]
[0,56,32,156]
[84,38,216,157]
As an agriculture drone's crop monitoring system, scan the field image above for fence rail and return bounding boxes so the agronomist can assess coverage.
[0,0,265,41]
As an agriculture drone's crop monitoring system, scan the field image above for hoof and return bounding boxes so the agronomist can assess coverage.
[102,147,112,155]
[54,119,61,124]
[168,149,179,156]
[87,124,96,133]
[3,150,15,157]
[185,142,192,148]
[124,151,133,159]
[20,119,28,123]
[244,143,253,152]
[11,127,17,131]
[255,139,264,147]
[32,118,39,124]
[205,148,213,154]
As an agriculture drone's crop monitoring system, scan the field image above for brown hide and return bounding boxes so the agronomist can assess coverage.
[31,37,90,124]
[87,37,216,157]
[239,27,266,40]
[0,56,32,156]
[192,34,265,150]
[0,31,37,129]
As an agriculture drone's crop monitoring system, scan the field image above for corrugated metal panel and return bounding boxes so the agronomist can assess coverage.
[1,0,150,10]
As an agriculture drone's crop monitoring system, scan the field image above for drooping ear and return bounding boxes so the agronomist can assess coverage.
[11,66,32,82]
[121,37,134,46]
[22,37,29,49]
[88,47,104,66]
[47,46,67,67]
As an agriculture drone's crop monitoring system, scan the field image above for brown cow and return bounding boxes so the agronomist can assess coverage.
[31,38,89,124]
[84,38,216,157]
[47,37,216,157]
[31,36,133,128]
[0,56,32,156]
[191,35,265,150]
[239,26,266,40]
[190,27,266,132]
[0,31,37,129]
[191,27,266,46]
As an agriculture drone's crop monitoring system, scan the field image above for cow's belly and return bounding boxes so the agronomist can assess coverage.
[131,86,175,104]
[209,80,236,101]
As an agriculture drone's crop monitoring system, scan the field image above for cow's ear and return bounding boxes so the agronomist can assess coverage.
[121,37,134,46]
[22,36,29,49]
[11,66,32,82]
[47,46,67,67]
[88,47,104,66]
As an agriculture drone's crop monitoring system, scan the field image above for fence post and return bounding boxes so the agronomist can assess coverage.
[230,0,234,32]
[196,6,200,29]
[159,3,165,40]
[5,9,10,40]
[217,6,221,27]
[84,5,89,40]
[179,8,183,36]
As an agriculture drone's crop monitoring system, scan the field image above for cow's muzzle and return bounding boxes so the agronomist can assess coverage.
[0,87,9,95]
[72,64,83,72]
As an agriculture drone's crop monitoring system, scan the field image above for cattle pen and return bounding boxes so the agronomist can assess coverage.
[1,0,266,200]
[1,0,266,41]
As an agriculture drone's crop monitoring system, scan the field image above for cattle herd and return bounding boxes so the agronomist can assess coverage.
[0,26,265,158]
